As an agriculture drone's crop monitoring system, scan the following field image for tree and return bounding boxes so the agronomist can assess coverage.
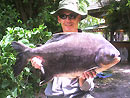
[79,0,100,29]
[105,0,130,36]
[0,0,19,40]
[0,0,61,40]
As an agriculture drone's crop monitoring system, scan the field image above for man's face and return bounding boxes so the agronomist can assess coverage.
[57,10,81,32]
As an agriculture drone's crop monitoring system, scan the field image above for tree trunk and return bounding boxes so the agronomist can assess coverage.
[110,31,114,42]
[13,0,44,23]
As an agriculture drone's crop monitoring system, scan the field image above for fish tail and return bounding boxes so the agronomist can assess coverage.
[13,53,28,76]
[11,41,29,76]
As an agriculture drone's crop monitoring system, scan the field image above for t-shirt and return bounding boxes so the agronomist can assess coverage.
[45,77,94,97]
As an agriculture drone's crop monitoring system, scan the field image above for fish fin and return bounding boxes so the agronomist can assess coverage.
[39,76,53,86]
[11,41,29,76]
[39,72,53,86]
[11,41,29,52]
[45,33,69,44]
[13,52,28,76]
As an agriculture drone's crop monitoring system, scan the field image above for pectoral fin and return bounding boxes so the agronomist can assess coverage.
[39,68,54,86]
[39,74,53,86]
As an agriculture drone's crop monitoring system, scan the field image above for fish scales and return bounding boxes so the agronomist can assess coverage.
[11,32,120,85]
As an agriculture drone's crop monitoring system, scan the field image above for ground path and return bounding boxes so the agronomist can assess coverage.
[92,63,130,98]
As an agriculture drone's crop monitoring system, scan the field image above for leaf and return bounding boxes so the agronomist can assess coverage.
[6,95,12,98]
[24,67,30,73]
[46,32,52,37]
[17,19,22,23]
[12,88,17,97]
[1,80,10,88]
[0,63,2,69]
[18,39,29,44]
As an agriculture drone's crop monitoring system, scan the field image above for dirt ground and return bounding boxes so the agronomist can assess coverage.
[91,62,130,98]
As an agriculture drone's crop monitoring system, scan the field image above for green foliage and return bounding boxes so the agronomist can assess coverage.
[105,0,130,33]
[79,15,100,29]
[0,2,20,40]
[0,0,61,40]
[79,0,89,13]
[0,25,52,97]
[79,0,100,29]
[127,0,130,7]
[15,0,61,32]
[35,2,61,33]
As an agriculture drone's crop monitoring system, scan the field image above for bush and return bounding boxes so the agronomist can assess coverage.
[0,2,20,40]
[0,24,52,97]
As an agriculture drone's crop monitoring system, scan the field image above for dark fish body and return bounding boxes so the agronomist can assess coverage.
[11,32,120,85]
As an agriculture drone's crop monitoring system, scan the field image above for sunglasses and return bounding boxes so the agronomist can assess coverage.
[59,13,78,19]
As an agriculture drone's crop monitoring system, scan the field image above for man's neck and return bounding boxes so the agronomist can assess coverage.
[63,29,78,32]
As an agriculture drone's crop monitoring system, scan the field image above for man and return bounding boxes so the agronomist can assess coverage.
[31,0,96,97]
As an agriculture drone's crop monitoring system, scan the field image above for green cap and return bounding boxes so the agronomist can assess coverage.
[51,0,87,20]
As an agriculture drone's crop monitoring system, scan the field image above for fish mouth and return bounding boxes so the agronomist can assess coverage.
[95,56,121,74]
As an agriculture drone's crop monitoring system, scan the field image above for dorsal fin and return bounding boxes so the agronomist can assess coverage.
[11,41,29,52]
[45,33,70,44]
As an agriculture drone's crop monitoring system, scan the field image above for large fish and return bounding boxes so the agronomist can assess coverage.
[11,32,120,85]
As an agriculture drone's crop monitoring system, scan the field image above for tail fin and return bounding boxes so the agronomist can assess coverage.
[11,41,29,76]
[13,53,28,76]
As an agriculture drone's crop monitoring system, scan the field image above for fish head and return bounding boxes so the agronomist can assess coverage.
[95,46,121,66]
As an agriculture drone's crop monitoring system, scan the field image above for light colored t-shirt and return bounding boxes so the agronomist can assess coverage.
[45,77,94,97]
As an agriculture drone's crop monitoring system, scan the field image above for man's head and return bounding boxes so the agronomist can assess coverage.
[57,10,81,32]
[51,0,87,32]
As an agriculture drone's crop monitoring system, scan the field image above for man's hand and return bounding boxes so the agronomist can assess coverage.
[81,70,97,79]
[79,70,97,87]
[31,56,44,70]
